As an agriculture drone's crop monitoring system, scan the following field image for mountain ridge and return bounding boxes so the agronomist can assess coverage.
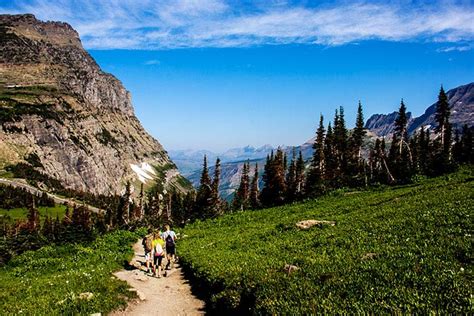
[365,82,474,137]
[0,14,190,196]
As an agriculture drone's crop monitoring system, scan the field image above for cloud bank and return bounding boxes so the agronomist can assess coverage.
[2,0,473,49]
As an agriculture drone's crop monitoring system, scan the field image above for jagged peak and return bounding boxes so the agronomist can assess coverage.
[0,14,81,48]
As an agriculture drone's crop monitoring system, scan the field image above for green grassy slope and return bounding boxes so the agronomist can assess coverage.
[179,168,473,314]
[0,204,67,223]
[0,229,144,315]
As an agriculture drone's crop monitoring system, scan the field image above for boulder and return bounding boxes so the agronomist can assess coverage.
[79,292,94,300]
[296,220,336,230]
[283,264,300,275]
[361,252,377,260]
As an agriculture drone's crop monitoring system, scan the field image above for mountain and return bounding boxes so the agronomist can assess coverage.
[169,144,277,176]
[365,82,474,137]
[0,14,190,196]
[183,142,315,200]
[364,111,413,136]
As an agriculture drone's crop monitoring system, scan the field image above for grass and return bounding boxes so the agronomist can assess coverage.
[179,168,474,314]
[0,229,144,315]
[0,204,68,223]
[0,170,14,178]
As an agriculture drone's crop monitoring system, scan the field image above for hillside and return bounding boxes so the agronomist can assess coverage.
[0,14,190,196]
[365,82,474,137]
[179,168,473,313]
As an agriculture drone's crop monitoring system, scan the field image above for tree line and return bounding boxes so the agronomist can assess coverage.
[188,86,472,218]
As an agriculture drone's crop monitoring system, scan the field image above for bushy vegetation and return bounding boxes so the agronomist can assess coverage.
[179,168,473,314]
[0,229,145,315]
[0,183,55,209]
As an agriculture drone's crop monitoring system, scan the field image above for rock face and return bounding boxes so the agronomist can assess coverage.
[365,82,474,137]
[0,14,190,195]
[364,111,413,137]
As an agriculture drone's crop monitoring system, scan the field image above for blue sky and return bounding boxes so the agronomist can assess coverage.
[2,1,473,151]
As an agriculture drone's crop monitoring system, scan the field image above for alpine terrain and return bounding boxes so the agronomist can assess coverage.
[0,14,190,196]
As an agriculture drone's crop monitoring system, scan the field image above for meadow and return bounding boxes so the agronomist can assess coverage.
[0,204,67,223]
[179,168,473,314]
[0,229,145,315]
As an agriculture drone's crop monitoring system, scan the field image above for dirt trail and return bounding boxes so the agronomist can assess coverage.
[111,241,206,316]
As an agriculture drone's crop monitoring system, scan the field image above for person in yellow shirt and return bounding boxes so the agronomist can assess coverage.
[152,231,165,278]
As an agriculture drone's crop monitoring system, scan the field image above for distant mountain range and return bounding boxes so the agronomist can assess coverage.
[172,82,473,200]
[365,82,473,137]
[169,144,278,176]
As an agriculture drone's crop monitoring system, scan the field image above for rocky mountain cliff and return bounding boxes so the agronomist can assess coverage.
[365,82,474,137]
[0,14,190,196]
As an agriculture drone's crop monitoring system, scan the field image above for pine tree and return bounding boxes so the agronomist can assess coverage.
[435,86,450,147]
[295,150,305,198]
[285,149,297,202]
[431,86,453,174]
[352,101,366,159]
[390,100,412,183]
[210,158,222,216]
[350,101,367,185]
[454,124,473,164]
[306,114,325,197]
[272,148,287,205]
[196,155,213,219]
[260,148,287,207]
[249,163,261,209]
[26,204,40,232]
[324,123,336,187]
[233,161,250,210]
[119,181,131,225]
[333,107,349,186]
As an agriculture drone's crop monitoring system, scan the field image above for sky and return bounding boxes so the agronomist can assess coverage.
[1,0,473,151]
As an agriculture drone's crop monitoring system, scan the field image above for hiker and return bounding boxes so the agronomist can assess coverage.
[152,231,165,278]
[142,232,153,273]
[162,224,177,270]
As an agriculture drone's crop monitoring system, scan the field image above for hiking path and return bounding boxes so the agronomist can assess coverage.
[111,240,206,316]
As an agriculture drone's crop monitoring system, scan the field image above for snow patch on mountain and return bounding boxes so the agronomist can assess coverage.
[130,162,156,184]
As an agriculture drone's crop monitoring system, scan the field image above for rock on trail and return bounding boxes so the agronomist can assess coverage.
[111,241,205,316]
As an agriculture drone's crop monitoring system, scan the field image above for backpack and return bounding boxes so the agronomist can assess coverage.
[144,236,153,252]
[154,243,164,256]
[165,233,175,247]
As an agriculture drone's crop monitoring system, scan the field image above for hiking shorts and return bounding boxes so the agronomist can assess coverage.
[154,255,164,266]
[166,245,176,255]
[145,250,151,261]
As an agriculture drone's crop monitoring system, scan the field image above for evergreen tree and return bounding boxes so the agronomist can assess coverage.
[249,163,261,209]
[333,107,349,185]
[432,86,453,173]
[352,101,366,159]
[306,114,326,197]
[26,204,40,232]
[350,101,367,185]
[196,155,213,219]
[295,150,305,199]
[454,124,473,164]
[260,148,287,207]
[435,86,451,148]
[285,149,297,202]
[210,158,222,216]
[390,100,412,183]
[233,161,250,210]
[324,123,336,187]
[117,182,131,225]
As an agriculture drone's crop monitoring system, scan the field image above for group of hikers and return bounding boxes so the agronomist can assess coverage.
[141,224,177,278]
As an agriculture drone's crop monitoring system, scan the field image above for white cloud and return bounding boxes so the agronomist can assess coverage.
[144,59,160,65]
[437,43,474,53]
[2,0,473,49]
